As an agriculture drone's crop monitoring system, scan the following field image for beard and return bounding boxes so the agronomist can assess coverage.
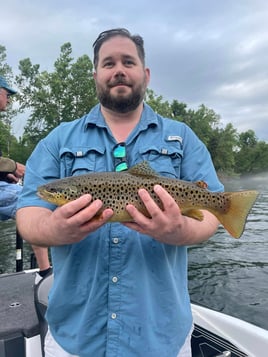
[96,75,147,113]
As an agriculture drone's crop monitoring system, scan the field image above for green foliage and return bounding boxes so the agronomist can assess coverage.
[16,42,97,148]
[178,104,220,146]
[209,123,238,174]
[145,89,173,117]
[1,41,268,175]
[0,46,23,162]
[0,45,13,78]
[234,130,268,174]
[145,91,268,176]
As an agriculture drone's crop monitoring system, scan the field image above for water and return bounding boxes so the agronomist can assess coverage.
[189,177,268,330]
[0,178,267,330]
[0,220,33,274]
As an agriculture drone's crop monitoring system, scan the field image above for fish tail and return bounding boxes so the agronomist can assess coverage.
[212,190,259,238]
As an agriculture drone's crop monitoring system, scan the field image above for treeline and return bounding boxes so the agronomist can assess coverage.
[1,42,268,176]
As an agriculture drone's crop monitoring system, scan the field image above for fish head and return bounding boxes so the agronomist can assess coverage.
[37,183,79,206]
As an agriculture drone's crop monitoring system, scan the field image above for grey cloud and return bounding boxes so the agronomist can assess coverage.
[1,0,268,141]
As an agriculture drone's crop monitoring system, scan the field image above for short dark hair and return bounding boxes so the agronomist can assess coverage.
[93,28,145,69]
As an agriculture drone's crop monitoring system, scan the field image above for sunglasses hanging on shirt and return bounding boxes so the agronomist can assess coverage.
[113,142,128,172]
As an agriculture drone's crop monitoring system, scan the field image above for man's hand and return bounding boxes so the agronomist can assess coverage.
[14,162,25,178]
[7,162,26,183]
[16,194,114,247]
[123,185,219,246]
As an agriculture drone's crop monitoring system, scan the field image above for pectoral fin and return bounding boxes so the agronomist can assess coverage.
[181,208,204,221]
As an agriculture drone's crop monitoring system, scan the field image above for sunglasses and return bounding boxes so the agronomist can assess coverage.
[113,142,128,172]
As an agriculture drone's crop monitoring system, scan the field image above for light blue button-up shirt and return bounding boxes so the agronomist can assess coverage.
[18,103,223,357]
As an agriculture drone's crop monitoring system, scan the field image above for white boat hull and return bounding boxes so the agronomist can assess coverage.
[191,304,268,356]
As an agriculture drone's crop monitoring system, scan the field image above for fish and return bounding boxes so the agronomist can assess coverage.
[37,161,259,238]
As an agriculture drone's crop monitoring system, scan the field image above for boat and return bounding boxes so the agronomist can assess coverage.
[1,268,268,357]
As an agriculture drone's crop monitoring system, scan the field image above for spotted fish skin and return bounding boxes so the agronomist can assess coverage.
[37,161,259,238]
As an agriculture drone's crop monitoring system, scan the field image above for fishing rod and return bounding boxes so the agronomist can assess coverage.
[15,229,23,272]
[15,229,37,272]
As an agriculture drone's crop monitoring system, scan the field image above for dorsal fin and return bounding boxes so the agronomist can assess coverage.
[194,180,208,189]
[127,161,160,177]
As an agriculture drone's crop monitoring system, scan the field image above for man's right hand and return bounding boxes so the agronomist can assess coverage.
[16,194,114,247]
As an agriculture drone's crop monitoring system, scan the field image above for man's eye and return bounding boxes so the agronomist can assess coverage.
[104,62,113,68]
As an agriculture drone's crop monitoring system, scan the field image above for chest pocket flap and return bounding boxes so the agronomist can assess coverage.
[59,146,105,177]
[139,143,183,178]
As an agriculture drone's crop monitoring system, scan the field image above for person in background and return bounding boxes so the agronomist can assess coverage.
[16,29,223,357]
[0,76,51,279]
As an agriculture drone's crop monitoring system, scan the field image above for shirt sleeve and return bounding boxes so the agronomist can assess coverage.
[17,133,60,210]
[180,124,224,192]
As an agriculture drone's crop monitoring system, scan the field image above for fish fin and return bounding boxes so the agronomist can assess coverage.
[212,190,259,239]
[195,180,208,189]
[182,208,204,221]
[128,161,160,177]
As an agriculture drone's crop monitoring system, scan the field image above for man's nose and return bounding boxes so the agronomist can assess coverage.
[113,63,126,76]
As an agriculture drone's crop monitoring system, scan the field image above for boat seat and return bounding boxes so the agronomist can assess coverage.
[34,271,54,357]
[0,272,40,357]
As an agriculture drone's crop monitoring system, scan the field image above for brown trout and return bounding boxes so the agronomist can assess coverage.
[37,161,259,238]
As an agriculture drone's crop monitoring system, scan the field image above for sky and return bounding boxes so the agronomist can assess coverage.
[1,0,268,141]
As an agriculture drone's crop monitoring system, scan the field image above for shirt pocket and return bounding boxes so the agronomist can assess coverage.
[139,143,183,178]
[59,146,106,177]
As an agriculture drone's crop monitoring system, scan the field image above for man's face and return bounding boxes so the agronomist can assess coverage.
[0,89,10,111]
[94,36,150,113]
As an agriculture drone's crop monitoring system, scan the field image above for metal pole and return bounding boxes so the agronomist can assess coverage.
[16,229,23,272]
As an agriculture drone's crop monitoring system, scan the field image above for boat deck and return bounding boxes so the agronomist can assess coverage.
[0,271,39,356]
[1,271,265,357]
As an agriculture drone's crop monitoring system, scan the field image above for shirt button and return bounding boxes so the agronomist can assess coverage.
[112,276,118,283]
[111,313,117,319]
[113,238,119,244]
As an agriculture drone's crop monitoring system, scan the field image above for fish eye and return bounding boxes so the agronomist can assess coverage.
[49,187,58,193]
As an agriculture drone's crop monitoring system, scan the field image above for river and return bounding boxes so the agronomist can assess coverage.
[0,176,267,330]
[189,175,268,330]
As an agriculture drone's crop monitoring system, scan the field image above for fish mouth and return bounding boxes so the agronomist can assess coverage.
[37,190,45,199]
[37,189,54,200]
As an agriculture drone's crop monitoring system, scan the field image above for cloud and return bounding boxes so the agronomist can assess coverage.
[1,0,268,141]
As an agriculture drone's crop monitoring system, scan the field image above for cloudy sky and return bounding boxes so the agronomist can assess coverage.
[2,0,268,141]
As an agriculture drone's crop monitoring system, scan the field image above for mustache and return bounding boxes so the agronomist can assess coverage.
[108,76,132,88]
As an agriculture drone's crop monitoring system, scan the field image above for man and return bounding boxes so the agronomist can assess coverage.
[0,76,25,219]
[0,76,51,277]
[17,29,223,357]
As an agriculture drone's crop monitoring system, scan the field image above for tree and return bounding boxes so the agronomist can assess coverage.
[235,130,268,174]
[170,100,188,121]
[235,130,258,173]
[209,123,238,174]
[2,41,268,175]
[179,104,220,146]
[0,45,21,159]
[145,89,173,117]
[16,42,97,149]
[252,141,268,172]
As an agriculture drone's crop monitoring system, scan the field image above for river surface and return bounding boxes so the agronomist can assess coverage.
[0,176,267,330]
[189,175,268,330]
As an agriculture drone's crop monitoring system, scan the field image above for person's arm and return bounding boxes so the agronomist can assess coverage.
[124,184,219,246]
[31,245,51,271]
[16,194,114,247]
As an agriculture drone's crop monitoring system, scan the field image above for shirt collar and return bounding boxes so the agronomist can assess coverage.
[84,103,158,131]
